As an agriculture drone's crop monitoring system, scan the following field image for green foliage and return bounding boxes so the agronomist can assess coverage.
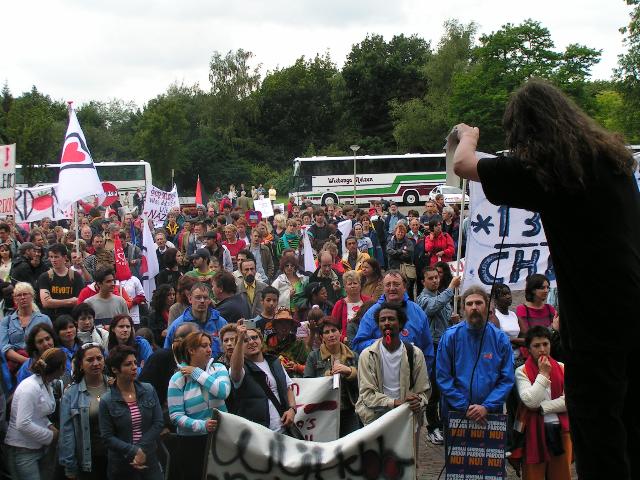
[5,20,629,192]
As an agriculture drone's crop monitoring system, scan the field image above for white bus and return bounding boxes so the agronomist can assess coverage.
[15,160,153,194]
[291,153,446,206]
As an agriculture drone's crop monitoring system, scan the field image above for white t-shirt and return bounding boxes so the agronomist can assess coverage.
[495,310,520,339]
[120,277,144,324]
[233,359,293,432]
[380,343,404,400]
[346,300,364,322]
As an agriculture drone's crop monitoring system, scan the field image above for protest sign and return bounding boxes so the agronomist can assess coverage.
[207,404,416,480]
[445,412,507,479]
[14,185,72,222]
[448,257,465,277]
[463,181,556,292]
[100,182,119,206]
[274,202,285,214]
[0,144,16,216]
[290,376,339,442]
[254,198,274,218]
[142,185,180,227]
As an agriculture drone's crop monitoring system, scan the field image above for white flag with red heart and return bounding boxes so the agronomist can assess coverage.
[57,106,104,209]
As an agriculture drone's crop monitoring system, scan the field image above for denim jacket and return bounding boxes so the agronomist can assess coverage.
[98,381,163,469]
[59,376,109,477]
[0,311,52,353]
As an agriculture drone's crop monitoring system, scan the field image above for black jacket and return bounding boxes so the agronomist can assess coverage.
[10,255,48,291]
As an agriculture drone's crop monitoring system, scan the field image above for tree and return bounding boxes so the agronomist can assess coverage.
[449,19,600,150]
[132,83,201,188]
[254,54,340,161]
[392,20,477,151]
[342,34,432,149]
[4,86,67,184]
[615,0,640,142]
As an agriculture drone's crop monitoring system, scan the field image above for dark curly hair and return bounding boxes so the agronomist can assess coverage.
[503,78,635,192]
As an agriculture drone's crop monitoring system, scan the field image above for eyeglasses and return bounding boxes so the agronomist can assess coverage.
[243,335,261,343]
[13,292,32,298]
[81,342,102,350]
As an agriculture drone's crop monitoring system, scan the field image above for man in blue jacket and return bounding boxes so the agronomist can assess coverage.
[351,270,434,375]
[436,286,514,432]
[163,282,227,358]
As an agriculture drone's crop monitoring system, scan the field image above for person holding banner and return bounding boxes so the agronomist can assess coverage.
[452,79,639,480]
[304,317,360,437]
[168,331,231,480]
[355,303,430,426]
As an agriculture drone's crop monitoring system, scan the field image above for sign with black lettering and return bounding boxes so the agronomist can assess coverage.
[463,179,556,292]
[445,412,507,479]
[0,144,16,217]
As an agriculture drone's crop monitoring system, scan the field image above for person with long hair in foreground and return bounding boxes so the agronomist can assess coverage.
[452,78,639,480]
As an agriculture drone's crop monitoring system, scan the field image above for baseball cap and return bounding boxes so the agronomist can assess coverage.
[190,248,211,261]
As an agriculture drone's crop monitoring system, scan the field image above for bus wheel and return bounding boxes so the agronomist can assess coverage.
[321,194,338,206]
[403,190,420,206]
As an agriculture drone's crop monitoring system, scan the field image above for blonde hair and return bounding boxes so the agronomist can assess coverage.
[13,282,35,297]
[274,214,286,229]
[343,270,361,284]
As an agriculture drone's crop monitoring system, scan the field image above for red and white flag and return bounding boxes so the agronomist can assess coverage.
[141,216,159,301]
[57,105,104,209]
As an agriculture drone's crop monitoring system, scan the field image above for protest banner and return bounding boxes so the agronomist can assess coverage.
[290,376,339,442]
[462,180,556,292]
[142,185,180,228]
[207,404,416,480]
[448,257,465,277]
[445,412,508,479]
[0,144,16,217]
[14,185,73,222]
[100,182,119,207]
[254,198,274,218]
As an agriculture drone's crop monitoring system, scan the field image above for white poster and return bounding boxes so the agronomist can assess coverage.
[142,185,180,227]
[207,404,416,480]
[254,198,274,218]
[0,144,16,216]
[290,376,339,442]
[14,185,73,222]
[463,181,556,292]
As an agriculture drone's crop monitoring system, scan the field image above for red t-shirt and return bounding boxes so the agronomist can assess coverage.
[516,304,556,330]
[222,239,246,260]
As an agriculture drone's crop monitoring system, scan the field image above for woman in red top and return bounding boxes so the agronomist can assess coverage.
[516,274,556,340]
[222,224,246,270]
[424,219,455,266]
[331,270,370,342]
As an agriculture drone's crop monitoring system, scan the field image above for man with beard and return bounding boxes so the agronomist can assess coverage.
[355,302,431,425]
[436,286,514,434]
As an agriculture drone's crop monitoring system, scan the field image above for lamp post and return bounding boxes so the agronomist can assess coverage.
[350,144,360,205]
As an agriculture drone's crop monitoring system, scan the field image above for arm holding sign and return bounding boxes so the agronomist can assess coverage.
[452,124,480,182]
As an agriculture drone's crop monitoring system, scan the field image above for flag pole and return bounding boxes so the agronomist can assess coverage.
[74,201,80,255]
[453,179,467,316]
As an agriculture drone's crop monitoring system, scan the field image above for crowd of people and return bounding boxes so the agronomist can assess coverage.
[0,182,575,480]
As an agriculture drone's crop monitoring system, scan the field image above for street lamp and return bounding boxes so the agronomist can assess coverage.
[350,144,360,205]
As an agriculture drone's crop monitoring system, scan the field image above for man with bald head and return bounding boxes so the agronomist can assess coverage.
[352,270,434,374]
[308,250,344,304]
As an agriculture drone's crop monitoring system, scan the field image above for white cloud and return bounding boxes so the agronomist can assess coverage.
[2,0,631,106]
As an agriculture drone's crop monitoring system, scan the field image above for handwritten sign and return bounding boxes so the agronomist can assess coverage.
[463,181,556,292]
[14,184,72,222]
[254,198,274,218]
[207,403,416,480]
[142,185,180,227]
[290,376,339,442]
[0,144,16,216]
[445,412,507,479]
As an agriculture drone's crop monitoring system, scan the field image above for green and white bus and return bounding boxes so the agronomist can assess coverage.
[291,153,446,206]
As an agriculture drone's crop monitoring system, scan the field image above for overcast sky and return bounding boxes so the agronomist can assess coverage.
[2,0,631,107]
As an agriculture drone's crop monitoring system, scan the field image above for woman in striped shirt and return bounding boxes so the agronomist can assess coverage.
[168,331,231,480]
[99,345,163,479]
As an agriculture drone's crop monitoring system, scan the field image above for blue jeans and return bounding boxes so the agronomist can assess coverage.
[6,445,48,480]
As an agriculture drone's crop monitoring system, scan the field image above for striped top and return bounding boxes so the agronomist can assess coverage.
[168,360,231,436]
[127,401,142,443]
[276,233,301,258]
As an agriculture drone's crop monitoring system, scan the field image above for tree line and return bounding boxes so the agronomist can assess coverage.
[1,11,639,195]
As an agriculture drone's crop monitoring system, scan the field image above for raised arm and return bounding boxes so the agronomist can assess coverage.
[452,124,480,182]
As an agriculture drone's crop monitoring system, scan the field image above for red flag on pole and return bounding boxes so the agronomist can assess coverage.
[113,232,132,281]
[195,175,203,206]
